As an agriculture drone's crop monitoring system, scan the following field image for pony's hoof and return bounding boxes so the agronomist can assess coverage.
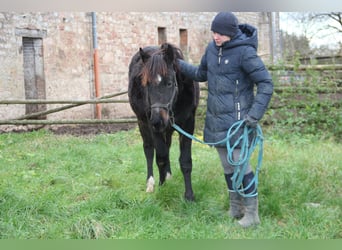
[146,176,155,193]
[166,172,172,180]
[184,192,195,202]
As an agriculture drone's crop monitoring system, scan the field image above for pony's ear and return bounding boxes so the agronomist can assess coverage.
[139,48,150,63]
[161,43,174,65]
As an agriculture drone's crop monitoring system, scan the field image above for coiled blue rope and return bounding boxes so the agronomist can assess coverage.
[172,120,264,198]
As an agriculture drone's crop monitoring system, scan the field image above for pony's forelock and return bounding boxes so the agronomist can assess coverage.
[140,45,180,86]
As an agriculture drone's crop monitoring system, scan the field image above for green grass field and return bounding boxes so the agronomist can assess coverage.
[0,128,341,239]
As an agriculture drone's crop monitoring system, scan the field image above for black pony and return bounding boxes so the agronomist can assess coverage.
[128,43,199,201]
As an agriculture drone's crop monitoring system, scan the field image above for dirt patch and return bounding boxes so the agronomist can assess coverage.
[0,123,138,136]
[50,123,137,136]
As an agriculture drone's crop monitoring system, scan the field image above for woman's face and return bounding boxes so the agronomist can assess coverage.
[212,32,231,46]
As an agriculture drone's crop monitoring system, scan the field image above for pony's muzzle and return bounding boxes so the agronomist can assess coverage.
[150,106,169,132]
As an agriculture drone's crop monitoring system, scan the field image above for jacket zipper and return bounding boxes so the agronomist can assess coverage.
[218,47,222,65]
[235,80,241,120]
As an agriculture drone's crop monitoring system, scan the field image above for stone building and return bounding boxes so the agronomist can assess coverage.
[0,12,280,121]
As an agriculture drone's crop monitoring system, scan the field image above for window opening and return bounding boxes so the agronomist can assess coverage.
[158,27,167,45]
[179,29,188,50]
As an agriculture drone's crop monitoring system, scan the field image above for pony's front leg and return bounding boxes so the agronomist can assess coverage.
[138,122,155,193]
[144,144,155,193]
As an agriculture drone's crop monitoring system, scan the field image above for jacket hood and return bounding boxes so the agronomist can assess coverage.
[219,23,258,50]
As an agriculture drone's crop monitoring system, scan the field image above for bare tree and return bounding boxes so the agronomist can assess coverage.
[311,12,342,56]
[282,12,342,40]
[312,12,342,34]
[280,31,312,59]
[280,12,342,57]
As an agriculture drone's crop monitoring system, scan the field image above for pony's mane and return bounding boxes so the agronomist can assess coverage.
[140,44,182,86]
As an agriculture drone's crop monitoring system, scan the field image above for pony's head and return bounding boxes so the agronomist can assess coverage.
[139,43,179,132]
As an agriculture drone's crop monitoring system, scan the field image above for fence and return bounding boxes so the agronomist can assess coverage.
[268,63,342,106]
[0,91,137,126]
[1,64,341,128]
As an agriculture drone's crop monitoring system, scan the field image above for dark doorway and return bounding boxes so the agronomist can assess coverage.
[22,37,46,119]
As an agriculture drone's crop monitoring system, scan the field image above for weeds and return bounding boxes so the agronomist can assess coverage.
[0,129,340,239]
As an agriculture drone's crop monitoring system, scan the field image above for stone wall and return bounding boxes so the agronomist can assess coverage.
[0,12,278,121]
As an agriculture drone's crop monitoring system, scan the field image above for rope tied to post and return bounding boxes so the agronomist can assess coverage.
[172,119,264,198]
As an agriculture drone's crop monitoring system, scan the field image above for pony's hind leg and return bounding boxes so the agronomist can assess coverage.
[156,157,171,185]
[154,132,172,186]
[178,121,195,201]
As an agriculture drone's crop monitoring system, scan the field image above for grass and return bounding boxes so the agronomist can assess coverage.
[0,127,341,239]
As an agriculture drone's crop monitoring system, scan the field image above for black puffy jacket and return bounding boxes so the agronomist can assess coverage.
[178,24,273,146]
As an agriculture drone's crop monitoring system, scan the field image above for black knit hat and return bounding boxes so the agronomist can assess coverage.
[211,12,239,37]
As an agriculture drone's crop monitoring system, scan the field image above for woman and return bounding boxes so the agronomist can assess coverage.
[178,12,274,228]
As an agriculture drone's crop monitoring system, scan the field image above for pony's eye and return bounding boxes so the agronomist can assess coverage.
[166,81,173,88]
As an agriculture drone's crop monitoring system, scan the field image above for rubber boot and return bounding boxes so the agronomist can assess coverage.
[238,195,260,228]
[225,174,244,219]
[228,191,244,219]
[237,172,260,228]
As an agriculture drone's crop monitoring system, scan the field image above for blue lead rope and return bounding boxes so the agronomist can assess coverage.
[172,120,264,198]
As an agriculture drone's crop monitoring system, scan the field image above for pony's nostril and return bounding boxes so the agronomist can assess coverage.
[150,113,161,125]
[151,119,163,132]
[152,120,161,128]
